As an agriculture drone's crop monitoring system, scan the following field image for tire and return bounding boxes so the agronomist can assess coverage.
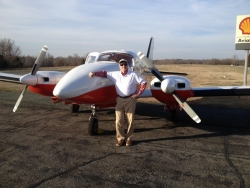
[71,104,80,113]
[88,115,98,135]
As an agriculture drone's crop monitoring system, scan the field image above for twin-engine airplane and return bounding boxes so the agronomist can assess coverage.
[1,37,250,135]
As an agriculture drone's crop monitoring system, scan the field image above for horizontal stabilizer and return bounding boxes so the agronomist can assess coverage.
[137,89,152,98]
[144,71,187,76]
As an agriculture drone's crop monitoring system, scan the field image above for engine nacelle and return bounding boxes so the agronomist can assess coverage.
[150,75,192,105]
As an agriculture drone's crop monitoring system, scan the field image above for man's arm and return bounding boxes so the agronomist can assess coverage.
[89,70,107,78]
[131,82,147,98]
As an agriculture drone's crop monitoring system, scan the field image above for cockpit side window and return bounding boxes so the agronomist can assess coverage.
[98,54,111,61]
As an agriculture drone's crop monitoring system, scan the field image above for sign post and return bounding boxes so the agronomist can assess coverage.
[235,15,250,86]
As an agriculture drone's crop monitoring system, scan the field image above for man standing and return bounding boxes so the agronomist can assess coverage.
[89,59,147,146]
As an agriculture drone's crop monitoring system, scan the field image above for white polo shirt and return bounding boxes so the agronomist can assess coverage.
[107,70,146,97]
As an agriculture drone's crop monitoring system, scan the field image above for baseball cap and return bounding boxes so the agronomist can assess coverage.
[119,59,128,64]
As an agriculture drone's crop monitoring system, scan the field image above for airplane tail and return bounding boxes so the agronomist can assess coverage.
[146,37,154,62]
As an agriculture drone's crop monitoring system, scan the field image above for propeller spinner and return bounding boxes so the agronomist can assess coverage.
[137,51,201,123]
[13,45,48,112]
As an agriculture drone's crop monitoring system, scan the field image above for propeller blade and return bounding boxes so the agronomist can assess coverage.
[13,45,48,112]
[31,45,48,75]
[137,51,164,81]
[146,37,154,61]
[172,91,201,123]
[13,85,28,112]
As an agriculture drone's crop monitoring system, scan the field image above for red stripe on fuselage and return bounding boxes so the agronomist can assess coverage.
[67,85,117,104]
[31,83,193,108]
[151,89,192,105]
[62,87,192,108]
[28,84,56,96]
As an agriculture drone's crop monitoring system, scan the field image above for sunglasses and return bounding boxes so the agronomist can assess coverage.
[119,63,128,66]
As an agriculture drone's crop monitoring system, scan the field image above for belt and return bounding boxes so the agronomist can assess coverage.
[118,94,132,98]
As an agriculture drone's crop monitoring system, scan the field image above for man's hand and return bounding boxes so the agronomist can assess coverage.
[131,93,138,98]
[89,72,94,78]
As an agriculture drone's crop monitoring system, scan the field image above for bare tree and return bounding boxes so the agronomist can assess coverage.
[43,53,54,67]
[232,54,238,66]
[23,56,36,67]
[0,38,22,68]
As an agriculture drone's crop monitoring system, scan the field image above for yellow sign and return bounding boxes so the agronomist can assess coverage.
[235,15,250,50]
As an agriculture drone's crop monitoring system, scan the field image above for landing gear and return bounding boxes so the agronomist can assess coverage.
[170,109,178,121]
[71,104,80,113]
[165,105,179,122]
[88,104,98,135]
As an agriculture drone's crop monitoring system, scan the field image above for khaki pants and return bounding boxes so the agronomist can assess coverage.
[115,97,137,141]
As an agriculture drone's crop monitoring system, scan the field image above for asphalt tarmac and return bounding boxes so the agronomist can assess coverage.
[0,91,250,188]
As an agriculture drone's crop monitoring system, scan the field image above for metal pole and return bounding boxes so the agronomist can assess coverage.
[243,50,249,86]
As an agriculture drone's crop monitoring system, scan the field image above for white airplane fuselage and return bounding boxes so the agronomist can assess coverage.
[54,62,125,107]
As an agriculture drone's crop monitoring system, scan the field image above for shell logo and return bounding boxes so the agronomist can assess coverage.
[239,17,250,35]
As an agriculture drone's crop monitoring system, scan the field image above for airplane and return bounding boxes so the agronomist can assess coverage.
[1,37,250,136]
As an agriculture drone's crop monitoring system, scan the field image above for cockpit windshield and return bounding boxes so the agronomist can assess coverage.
[85,52,99,64]
[97,52,134,67]
[85,55,96,64]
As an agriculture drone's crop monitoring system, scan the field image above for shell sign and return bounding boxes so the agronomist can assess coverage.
[236,15,250,50]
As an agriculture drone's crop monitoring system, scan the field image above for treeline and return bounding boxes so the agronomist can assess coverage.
[154,58,245,66]
[20,53,86,68]
[0,38,247,69]
[0,53,86,69]
[0,38,86,69]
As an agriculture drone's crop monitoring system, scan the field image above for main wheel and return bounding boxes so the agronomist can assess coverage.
[88,115,98,135]
[71,104,80,113]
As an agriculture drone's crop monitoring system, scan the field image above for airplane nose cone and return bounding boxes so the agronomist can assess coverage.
[53,86,67,99]
[53,62,117,100]
[52,66,89,99]
[52,86,60,98]
[20,74,37,86]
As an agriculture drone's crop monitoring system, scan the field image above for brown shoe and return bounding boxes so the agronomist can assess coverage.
[116,140,124,146]
[126,139,132,146]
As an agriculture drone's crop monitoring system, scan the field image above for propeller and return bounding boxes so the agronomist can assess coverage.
[137,51,201,123]
[13,45,48,112]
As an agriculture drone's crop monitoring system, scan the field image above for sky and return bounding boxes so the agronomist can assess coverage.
[0,0,249,60]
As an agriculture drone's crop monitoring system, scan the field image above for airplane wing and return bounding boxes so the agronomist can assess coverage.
[0,72,22,84]
[138,89,152,98]
[192,86,250,96]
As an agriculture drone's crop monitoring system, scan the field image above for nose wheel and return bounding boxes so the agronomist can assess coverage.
[165,105,179,122]
[88,105,98,135]
[170,109,178,121]
[71,104,80,113]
